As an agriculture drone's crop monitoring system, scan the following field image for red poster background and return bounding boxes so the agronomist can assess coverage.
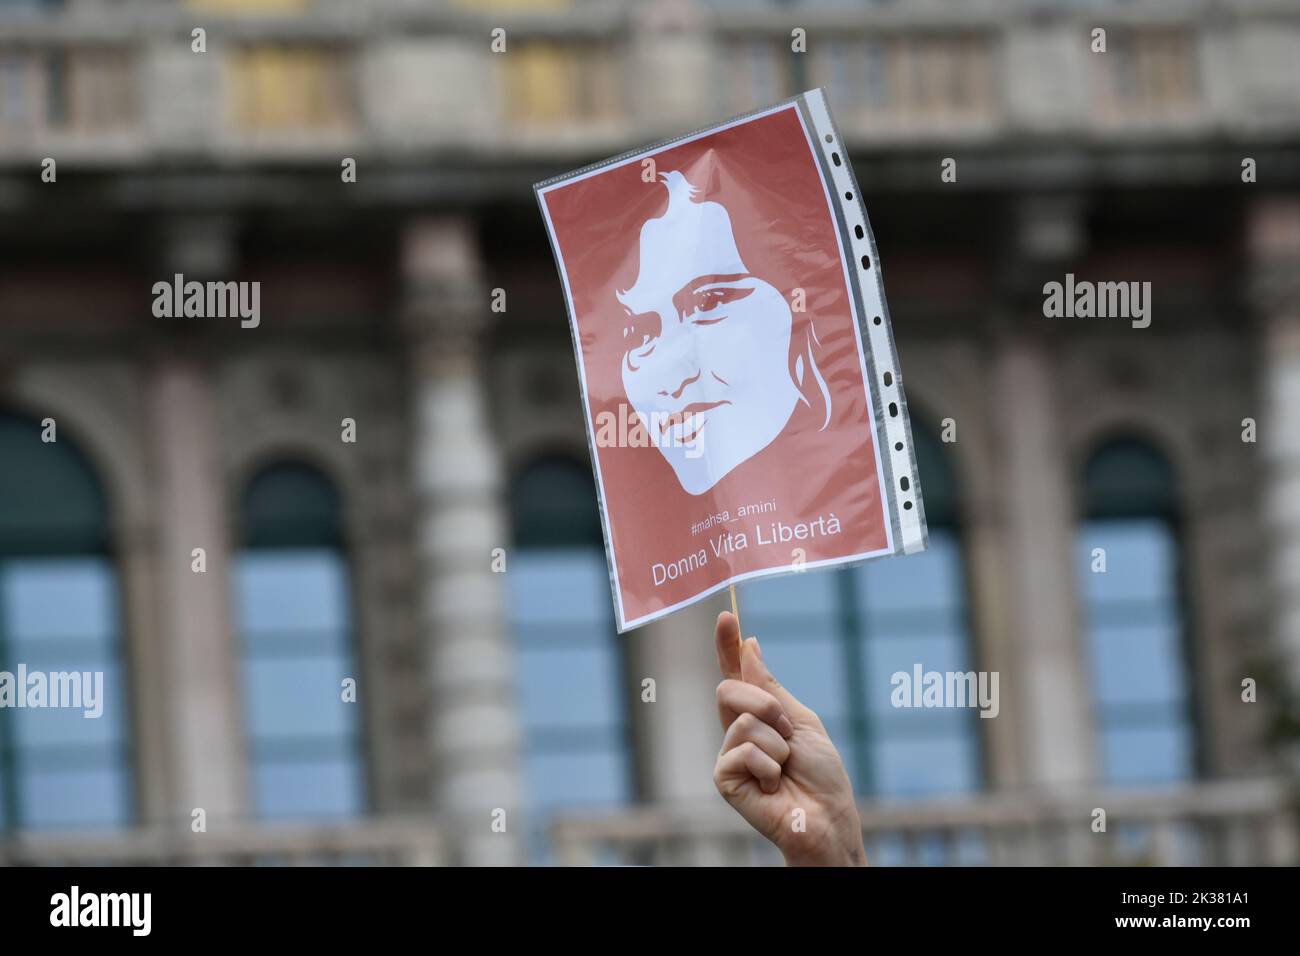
[541,104,889,628]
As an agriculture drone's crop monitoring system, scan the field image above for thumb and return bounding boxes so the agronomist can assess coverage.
[740,637,818,727]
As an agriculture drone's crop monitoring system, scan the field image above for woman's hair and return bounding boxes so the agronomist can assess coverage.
[793,315,833,431]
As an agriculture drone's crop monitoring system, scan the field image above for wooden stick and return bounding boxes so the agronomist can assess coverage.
[729,583,742,647]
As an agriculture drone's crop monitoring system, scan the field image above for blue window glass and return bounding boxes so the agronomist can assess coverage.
[1077,439,1195,785]
[1,53,26,126]
[0,412,133,831]
[854,529,982,797]
[234,462,366,819]
[0,1,63,15]
[740,427,983,798]
[864,39,889,110]
[508,457,634,860]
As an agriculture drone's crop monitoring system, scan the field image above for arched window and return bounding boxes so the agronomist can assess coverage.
[234,462,366,819]
[740,426,983,798]
[507,456,635,855]
[1076,438,1195,784]
[0,412,133,830]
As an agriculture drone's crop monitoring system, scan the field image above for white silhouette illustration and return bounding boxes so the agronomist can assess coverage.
[617,170,832,495]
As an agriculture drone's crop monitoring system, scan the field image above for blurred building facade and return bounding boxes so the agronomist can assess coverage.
[1,0,1299,865]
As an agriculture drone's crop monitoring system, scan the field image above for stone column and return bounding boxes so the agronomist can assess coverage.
[961,507,1026,790]
[150,356,247,824]
[403,217,525,866]
[628,595,740,865]
[629,0,711,136]
[1249,198,1300,730]
[629,601,726,804]
[995,337,1097,788]
[116,515,171,825]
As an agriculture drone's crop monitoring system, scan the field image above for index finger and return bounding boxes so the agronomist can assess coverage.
[715,611,742,680]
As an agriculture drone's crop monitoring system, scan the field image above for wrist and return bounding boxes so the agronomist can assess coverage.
[780,808,867,867]
[780,837,863,868]
[782,838,867,867]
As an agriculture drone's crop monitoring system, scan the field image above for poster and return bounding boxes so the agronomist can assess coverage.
[536,89,927,632]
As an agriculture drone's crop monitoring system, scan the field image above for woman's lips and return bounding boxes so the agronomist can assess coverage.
[662,401,729,445]
[661,401,730,435]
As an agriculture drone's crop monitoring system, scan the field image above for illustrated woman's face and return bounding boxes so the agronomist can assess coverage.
[618,172,802,495]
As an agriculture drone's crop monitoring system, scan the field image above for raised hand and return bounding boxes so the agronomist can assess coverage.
[712,611,867,866]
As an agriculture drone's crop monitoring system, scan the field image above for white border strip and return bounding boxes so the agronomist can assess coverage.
[802,89,927,555]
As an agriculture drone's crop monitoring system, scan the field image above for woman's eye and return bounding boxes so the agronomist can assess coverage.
[690,285,754,320]
[699,291,725,312]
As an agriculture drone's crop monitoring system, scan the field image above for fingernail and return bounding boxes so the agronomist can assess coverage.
[753,639,765,663]
[777,714,795,739]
